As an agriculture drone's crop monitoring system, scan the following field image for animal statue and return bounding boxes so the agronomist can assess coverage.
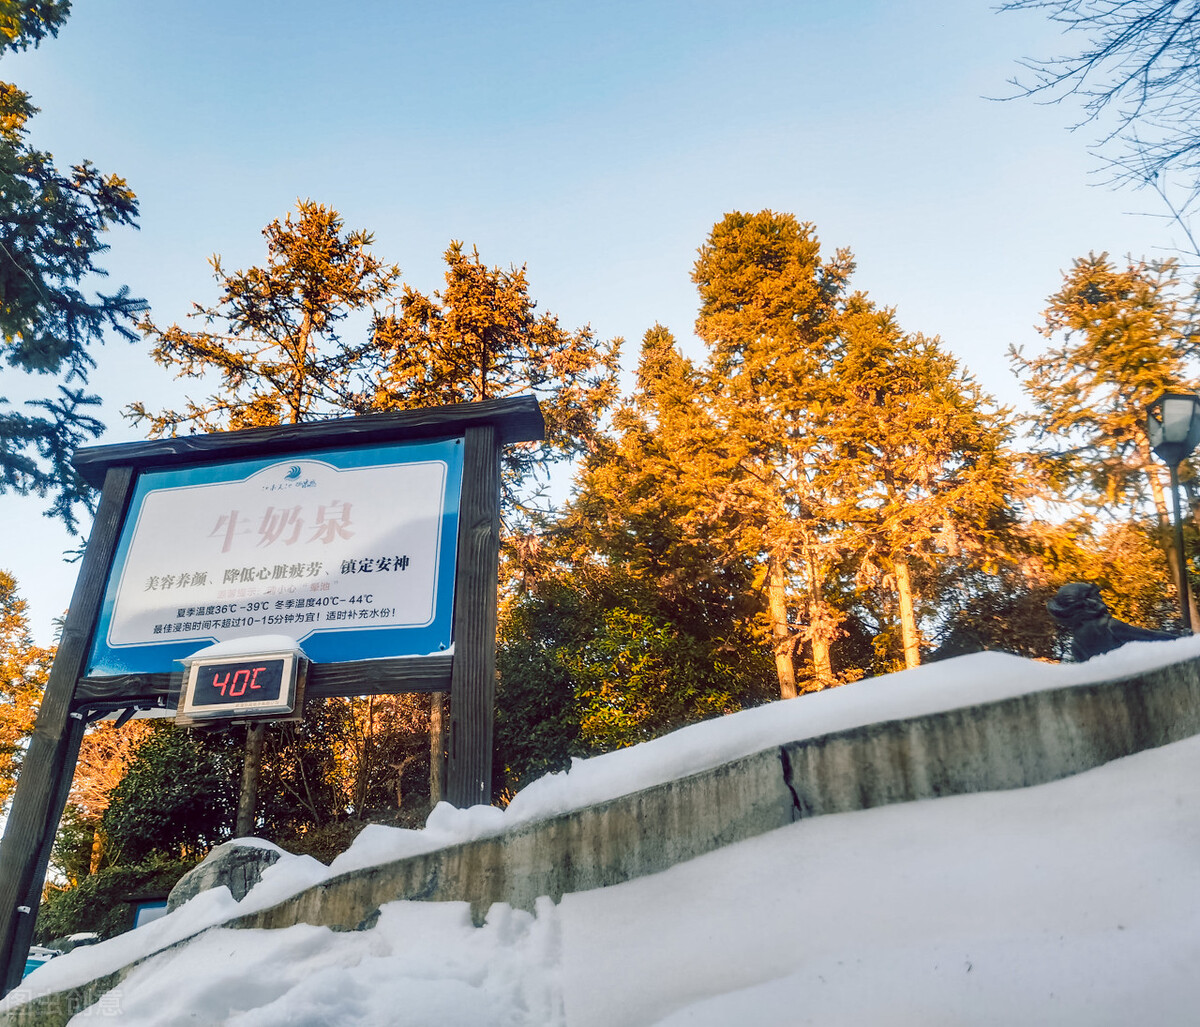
[1046,582,1178,662]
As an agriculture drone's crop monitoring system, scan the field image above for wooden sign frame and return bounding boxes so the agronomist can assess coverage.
[0,395,543,994]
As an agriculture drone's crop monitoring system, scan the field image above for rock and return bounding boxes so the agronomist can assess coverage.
[167,841,283,911]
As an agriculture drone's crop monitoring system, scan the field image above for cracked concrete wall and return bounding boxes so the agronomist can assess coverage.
[7,655,1200,1025]
[236,656,1200,935]
[782,660,1200,817]
[237,742,798,932]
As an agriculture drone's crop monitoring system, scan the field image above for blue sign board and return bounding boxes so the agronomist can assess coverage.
[85,437,463,677]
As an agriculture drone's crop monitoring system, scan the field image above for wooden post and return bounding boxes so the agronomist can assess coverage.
[0,467,135,995]
[445,425,500,807]
[235,723,266,837]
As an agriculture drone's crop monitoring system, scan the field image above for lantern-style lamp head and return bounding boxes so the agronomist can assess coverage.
[1147,392,1200,467]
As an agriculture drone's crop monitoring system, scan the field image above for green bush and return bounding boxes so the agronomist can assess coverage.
[101,726,237,864]
[35,859,196,943]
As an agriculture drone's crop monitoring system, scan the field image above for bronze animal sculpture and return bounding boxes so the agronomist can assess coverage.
[1046,582,1177,662]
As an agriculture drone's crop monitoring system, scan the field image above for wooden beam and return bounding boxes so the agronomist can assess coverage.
[73,395,544,488]
[445,425,501,808]
[73,655,455,710]
[0,467,135,995]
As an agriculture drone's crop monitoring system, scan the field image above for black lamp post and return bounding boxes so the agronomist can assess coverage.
[1146,391,1200,632]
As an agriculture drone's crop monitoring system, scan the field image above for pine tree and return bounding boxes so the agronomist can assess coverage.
[691,211,854,696]
[128,201,403,836]
[130,201,401,433]
[1012,252,1200,623]
[0,3,144,531]
[820,299,1029,668]
[369,241,620,515]
[512,326,773,754]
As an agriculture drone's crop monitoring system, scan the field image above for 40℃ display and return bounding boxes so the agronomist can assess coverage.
[177,649,306,723]
[85,437,464,677]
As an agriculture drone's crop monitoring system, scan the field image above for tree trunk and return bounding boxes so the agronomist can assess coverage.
[236,723,265,837]
[1146,460,1200,627]
[354,696,375,813]
[393,755,416,810]
[429,692,445,804]
[894,557,921,669]
[89,828,103,876]
[808,599,834,687]
[768,549,797,699]
[805,553,834,688]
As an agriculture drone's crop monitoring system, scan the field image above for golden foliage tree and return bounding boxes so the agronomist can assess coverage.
[0,571,49,811]
[1012,252,1200,623]
[691,211,853,696]
[127,201,404,837]
[369,241,620,514]
[130,200,401,433]
[820,299,1030,669]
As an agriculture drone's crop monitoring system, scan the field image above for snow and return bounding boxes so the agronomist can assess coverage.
[182,637,456,663]
[5,637,1200,1024]
[182,636,306,661]
[335,634,1200,869]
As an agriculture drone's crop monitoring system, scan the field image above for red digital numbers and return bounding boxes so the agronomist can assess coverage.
[210,667,267,698]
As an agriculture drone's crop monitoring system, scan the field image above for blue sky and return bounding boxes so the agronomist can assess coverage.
[2,0,1186,643]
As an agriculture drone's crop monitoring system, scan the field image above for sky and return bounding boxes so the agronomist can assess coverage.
[8,638,1200,1023]
[2,0,1191,644]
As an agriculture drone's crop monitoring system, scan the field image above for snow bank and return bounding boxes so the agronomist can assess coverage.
[42,711,1200,1023]
[7,636,1200,1015]
[333,635,1200,867]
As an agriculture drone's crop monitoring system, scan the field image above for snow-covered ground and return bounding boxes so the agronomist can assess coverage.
[7,638,1200,1025]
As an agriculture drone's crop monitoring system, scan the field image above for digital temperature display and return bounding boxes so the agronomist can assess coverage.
[178,650,303,723]
[190,659,284,708]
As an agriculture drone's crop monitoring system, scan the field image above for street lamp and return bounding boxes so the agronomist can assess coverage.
[1146,391,1200,631]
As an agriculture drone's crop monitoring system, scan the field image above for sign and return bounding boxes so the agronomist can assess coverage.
[0,397,544,999]
[85,437,464,677]
[178,649,304,722]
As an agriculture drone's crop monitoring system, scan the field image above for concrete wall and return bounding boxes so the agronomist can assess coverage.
[783,659,1200,816]
[6,654,1200,1025]
[235,655,1200,934]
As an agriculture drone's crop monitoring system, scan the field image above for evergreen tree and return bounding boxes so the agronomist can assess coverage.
[820,299,1029,668]
[369,241,620,514]
[504,326,773,760]
[128,201,403,838]
[691,211,853,695]
[0,571,49,810]
[495,579,587,796]
[1012,252,1200,623]
[0,2,144,531]
[100,727,237,864]
[130,200,401,433]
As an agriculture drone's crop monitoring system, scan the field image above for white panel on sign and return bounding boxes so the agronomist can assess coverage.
[107,457,447,649]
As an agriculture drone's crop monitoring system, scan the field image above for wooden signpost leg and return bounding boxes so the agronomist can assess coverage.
[446,426,500,808]
[5,713,87,992]
[0,467,134,995]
